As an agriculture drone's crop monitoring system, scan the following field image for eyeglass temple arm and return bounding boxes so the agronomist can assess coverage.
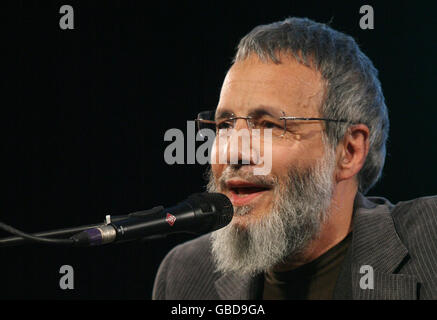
[279,117,348,123]
[194,119,216,124]
[195,116,349,123]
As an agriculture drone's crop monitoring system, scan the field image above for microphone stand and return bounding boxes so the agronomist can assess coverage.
[0,206,168,248]
[0,215,129,248]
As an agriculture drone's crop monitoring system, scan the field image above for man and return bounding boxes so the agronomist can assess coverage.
[152,17,437,299]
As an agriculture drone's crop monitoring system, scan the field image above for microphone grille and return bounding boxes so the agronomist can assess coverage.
[187,192,234,230]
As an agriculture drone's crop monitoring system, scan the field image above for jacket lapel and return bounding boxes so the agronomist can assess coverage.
[350,262,418,299]
[336,193,418,300]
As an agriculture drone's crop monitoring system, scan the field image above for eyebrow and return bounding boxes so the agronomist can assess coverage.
[215,110,234,120]
[215,105,283,120]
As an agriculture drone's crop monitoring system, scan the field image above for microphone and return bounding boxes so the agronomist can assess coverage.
[70,192,233,246]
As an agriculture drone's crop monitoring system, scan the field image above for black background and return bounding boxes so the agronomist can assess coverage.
[0,0,436,299]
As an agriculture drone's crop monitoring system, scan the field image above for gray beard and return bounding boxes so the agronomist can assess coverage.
[207,146,336,277]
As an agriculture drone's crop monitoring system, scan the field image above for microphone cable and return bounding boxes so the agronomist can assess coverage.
[0,220,77,246]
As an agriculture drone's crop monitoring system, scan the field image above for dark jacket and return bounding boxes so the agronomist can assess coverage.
[152,193,437,299]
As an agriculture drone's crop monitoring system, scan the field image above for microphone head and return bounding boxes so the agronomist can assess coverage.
[186,192,234,232]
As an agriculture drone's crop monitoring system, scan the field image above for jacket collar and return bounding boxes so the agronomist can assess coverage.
[344,193,418,299]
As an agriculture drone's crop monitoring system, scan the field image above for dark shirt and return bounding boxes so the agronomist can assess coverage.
[263,232,352,300]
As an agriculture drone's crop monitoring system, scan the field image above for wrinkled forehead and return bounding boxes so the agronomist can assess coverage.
[217,54,325,118]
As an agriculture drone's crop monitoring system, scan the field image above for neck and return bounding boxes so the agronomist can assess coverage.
[272,180,356,272]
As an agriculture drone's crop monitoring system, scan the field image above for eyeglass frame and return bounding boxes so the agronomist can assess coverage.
[195,110,351,138]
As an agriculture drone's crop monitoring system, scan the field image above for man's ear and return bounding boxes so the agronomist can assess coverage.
[336,124,370,182]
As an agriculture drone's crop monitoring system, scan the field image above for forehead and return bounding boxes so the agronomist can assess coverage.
[217,54,325,117]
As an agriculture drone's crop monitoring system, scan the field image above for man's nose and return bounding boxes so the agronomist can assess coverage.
[226,120,259,166]
[233,117,251,131]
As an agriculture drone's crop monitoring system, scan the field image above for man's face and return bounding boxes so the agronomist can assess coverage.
[207,54,338,275]
[211,54,328,228]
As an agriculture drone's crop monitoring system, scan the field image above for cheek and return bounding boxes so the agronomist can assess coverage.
[211,163,224,181]
[270,147,294,176]
[211,139,225,177]
[270,137,325,172]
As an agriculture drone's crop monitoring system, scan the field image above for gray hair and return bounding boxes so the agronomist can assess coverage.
[233,17,389,194]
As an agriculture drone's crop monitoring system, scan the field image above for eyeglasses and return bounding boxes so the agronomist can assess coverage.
[195,110,349,138]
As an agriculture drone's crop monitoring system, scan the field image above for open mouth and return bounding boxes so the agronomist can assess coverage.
[229,186,269,195]
[226,180,272,206]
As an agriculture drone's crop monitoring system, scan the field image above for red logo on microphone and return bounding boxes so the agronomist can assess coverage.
[166,213,176,226]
